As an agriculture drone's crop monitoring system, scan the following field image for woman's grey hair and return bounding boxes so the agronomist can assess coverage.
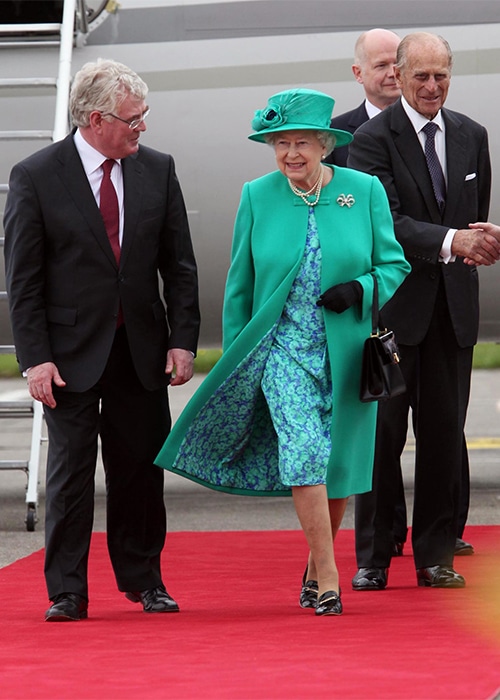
[317,131,336,155]
[264,131,337,156]
[70,58,148,127]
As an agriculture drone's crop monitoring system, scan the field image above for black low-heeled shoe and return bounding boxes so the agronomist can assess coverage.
[315,590,343,616]
[299,565,318,609]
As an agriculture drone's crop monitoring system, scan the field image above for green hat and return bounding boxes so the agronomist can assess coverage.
[248,88,353,146]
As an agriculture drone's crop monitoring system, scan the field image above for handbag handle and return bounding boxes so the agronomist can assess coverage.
[371,274,381,335]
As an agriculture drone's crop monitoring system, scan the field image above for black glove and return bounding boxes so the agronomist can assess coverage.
[316,281,363,313]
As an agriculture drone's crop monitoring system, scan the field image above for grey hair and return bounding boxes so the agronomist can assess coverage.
[396,32,453,73]
[317,131,336,156]
[70,58,148,127]
[264,130,336,156]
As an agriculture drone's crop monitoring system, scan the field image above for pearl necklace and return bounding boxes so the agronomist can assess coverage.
[287,167,324,206]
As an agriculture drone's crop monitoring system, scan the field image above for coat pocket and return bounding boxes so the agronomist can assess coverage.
[47,304,77,326]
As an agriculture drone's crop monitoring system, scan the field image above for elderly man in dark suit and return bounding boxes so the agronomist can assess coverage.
[326,28,400,168]
[329,28,474,559]
[4,59,200,620]
[348,32,500,589]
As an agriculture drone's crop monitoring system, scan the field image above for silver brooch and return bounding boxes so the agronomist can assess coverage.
[336,194,355,208]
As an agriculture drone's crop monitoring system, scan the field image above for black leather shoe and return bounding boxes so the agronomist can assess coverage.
[416,565,465,588]
[299,565,318,609]
[125,584,180,612]
[352,567,388,590]
[455,538,474,556]
[45,593,88,622]
[315,590,342,616]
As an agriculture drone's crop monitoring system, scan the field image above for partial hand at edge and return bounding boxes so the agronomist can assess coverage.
[26,362,66,408]
[165,348,195,386]
[453,224,500,266]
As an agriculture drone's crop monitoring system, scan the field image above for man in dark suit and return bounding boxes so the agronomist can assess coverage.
[348,32,499,589]
[332,29,475,560]
[4,59,200,620]
[326,28,400,168]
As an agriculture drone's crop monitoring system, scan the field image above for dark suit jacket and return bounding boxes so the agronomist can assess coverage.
[4,132,200,392]
[348,99,491,347]
[325,102,369,167]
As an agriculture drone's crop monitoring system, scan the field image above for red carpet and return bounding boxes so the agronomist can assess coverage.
[1,527,500,700]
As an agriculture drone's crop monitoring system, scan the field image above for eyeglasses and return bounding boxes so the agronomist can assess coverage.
[101,108,150,129]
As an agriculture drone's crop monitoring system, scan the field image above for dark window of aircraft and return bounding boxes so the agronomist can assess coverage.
[0,1,64,23]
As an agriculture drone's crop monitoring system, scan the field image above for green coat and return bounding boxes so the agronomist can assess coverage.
[156,165,410,498]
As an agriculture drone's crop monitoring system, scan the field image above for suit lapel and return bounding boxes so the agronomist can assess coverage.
[348,103,369,132]
[442,109,468,224]
[120,153,145,269]
[390,102,443,222]
[54,134,119,268]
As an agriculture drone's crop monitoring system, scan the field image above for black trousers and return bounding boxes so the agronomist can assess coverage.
[370,416,471,546]
[43,327,171,600]
[355,284,473,570]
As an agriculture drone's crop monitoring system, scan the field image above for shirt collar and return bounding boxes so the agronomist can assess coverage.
[364,99,382,120]
[73,128,122,175]
[401,95,445,134]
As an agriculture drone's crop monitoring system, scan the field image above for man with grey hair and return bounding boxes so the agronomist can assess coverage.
[326,27,400,167]
[348,32,498,590]
[330,28,475,560]
[4,59,200,620]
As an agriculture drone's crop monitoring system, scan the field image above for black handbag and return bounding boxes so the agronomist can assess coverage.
[359,276,407,402]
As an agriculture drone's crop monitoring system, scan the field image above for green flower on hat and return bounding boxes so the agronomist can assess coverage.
[252,104,286,132]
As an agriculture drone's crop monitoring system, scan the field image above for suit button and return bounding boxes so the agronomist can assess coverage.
[118,274,125,282]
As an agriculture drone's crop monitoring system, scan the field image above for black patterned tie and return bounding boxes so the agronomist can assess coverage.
[422,122,446,214]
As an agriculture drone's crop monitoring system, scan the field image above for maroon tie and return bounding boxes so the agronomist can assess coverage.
[99,159,121,264]
[100,159,123,325]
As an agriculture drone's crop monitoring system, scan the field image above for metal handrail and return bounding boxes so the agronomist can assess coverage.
[0,130,53,140]
[0,77,57,87]
[0,23,62,34]
[76,0,89,36]
[53,0,77,141]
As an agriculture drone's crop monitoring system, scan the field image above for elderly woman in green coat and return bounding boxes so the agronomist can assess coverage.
[156,88,410,616]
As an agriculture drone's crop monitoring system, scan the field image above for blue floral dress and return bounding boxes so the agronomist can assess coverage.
[162,208,332,495]
[261,207,332,486]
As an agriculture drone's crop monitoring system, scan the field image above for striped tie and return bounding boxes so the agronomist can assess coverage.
[422,122,446,214]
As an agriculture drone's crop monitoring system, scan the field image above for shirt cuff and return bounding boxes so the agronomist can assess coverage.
[439,229,457,264]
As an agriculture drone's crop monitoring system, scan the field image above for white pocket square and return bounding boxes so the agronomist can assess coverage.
[465,173,477,181]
